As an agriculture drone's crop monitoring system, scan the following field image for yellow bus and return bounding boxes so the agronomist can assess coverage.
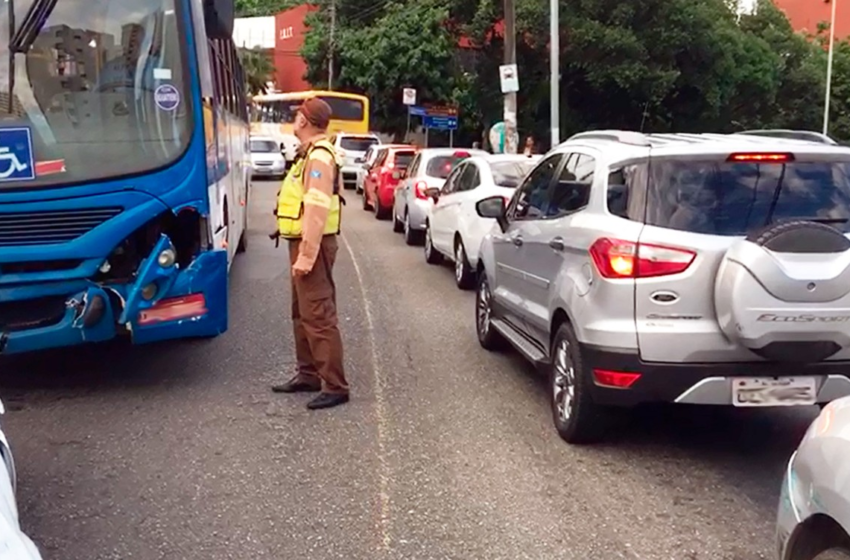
[251,90,370,137]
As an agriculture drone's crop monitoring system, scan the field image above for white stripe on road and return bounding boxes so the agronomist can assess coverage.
[341,233,392,552]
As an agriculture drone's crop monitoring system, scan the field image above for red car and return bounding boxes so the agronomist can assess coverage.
[362,144,417,220]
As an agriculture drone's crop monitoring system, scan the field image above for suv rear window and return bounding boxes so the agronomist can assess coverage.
[393,151,416,168]
[639,159,850,235]
[340,137,379,152]
[426,155,468,179]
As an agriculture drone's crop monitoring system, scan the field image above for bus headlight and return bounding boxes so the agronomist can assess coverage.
[157,248,177,268]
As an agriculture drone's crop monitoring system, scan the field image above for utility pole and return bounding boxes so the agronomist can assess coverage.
[328,0,336,90]
[823,0,837,135]
[549,0,559,147]
[504,0,517,154]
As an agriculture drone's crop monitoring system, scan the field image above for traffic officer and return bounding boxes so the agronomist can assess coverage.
[271,97,349,410]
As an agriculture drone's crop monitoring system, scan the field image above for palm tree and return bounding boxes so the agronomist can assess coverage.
[239,48,274,95]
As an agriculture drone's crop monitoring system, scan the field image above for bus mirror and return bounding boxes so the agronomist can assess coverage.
[204,0,235,40]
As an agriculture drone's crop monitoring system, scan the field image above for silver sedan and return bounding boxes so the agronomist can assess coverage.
[777,397,850,560]
[392,147,487,245]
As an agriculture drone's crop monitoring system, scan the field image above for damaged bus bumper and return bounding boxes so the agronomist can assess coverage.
[0,235,228,356]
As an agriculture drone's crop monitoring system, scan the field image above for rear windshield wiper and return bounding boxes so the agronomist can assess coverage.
[807,218,849,224]
[9,0,58,53]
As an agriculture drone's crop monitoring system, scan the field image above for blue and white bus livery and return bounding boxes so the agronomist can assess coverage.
[0,0,249,354]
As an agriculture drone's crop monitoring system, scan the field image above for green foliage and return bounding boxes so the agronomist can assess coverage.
[239,48,274,94]
[235,0,301,17]
[299,0,850,145]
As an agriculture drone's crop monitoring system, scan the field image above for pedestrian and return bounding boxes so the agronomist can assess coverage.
[271,97,350,410]
[523,135,536,156]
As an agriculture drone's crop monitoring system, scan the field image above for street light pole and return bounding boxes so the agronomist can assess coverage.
[823,0,837,135]
[550,0,559,148]
[328,0,336,90]
[504,0,517,154]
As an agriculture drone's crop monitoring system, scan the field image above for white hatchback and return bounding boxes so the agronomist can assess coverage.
[0,400,42,559]
[249,136,287,180]
[423,154,539,289]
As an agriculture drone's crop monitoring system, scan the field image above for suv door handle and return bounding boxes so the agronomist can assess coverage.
[549,237,565,251]
[512,236,523,247]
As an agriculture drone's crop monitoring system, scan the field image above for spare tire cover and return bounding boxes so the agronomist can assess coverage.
[714,220,850,363]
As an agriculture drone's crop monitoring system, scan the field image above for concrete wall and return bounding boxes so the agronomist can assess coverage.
[233,16,275,49]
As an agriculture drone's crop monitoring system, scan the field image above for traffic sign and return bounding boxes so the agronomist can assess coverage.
[423,115,458,130]
[409,105,427,117]
[499,64,519,94]
[402,88,416,105]
[424,104,458,116]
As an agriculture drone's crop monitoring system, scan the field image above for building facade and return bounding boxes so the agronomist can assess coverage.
[274,5,317,92]
[773,0,849,38]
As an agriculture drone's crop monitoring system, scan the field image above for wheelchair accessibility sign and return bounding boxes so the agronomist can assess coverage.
[0,127,36,182]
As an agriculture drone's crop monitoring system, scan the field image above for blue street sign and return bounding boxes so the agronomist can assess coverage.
[409,105,427,117]
[0,127,35,182]
[423,115,458,130]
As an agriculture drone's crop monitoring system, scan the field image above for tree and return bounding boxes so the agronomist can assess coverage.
[235,0,300,17]
[303,1,460,137]
[239,48,274,94]
[301,0,850,144]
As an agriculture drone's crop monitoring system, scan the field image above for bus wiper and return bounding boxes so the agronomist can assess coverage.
[9,0,58,53]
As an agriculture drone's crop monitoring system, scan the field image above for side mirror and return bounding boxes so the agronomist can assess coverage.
[476,196,507,231]
[204,0,235,40]
[424,187,441,202]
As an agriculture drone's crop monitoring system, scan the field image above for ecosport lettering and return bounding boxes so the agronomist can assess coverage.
[757,313,850,323]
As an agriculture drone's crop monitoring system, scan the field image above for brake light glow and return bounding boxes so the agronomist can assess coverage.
[727,152,793,163]
[453,151,470,158]
[593,369,641,388]
[415,181,429,199]
[137,294,208,326]
[589,238,696,279]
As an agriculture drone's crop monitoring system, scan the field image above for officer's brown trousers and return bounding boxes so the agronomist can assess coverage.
[288,236,349,394]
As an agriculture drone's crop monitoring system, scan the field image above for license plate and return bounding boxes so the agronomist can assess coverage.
[732,377,817,407]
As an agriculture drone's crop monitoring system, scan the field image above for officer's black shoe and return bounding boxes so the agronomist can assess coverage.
[272,376,321,393]
[307,393,350,410]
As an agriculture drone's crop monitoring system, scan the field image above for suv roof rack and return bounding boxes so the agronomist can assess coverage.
[566,130,652,147]
[737,129,838,145]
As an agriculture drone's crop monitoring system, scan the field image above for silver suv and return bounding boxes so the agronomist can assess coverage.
[474,130,850,444]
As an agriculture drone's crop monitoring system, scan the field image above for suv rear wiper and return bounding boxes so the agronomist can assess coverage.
[807,218,849,224]
[9,0,58,53]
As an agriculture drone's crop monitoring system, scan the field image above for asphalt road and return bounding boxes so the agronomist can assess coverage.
[0,180,820,560]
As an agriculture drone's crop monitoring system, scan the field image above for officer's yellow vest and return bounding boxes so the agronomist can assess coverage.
[276,139,342,239]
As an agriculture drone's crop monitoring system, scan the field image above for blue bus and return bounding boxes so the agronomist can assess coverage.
[0,0,249,354]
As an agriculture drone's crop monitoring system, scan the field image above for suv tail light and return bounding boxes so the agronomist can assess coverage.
[589,238,696,279]
[414,181,429,199]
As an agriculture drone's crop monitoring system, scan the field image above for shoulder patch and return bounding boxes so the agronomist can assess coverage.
[309,169,322,178]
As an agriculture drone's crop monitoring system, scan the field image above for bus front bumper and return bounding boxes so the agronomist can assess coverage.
[0,237,228,356]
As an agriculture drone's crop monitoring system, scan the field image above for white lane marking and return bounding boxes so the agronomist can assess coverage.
[341,233,392,552]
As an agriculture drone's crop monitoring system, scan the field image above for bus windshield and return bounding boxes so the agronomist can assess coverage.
[0,0,192,189]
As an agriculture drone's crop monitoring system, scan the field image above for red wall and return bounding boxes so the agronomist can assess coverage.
[274,5,317,92]
[774,0,850,38]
